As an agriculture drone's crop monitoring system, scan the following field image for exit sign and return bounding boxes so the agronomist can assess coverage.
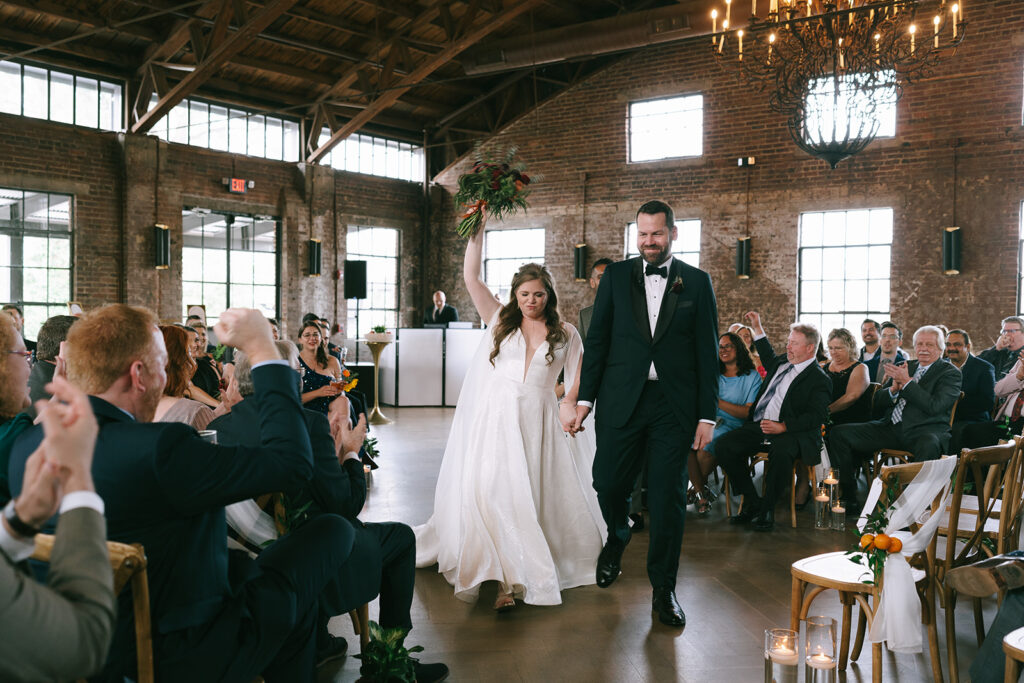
[222,177,254,193]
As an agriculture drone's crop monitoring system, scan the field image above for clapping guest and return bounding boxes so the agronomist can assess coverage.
[153,326,217,430]
[298,321,343,414]
[687,332,762,515]
[0,313,32,503]
[0,376,115,682]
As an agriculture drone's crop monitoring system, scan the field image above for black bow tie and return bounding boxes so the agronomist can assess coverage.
[645,264,668,278]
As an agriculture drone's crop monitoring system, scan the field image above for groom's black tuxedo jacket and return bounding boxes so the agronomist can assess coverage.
[7,364,315,638]
[749,336,832,464]
[579,256,719,430]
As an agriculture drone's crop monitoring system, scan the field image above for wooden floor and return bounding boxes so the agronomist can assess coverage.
[318,407,992,682]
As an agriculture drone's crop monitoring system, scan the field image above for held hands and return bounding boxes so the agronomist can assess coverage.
[565,404,592,436]
[744,311,764,336]
[559,402,580,436]
[214,309,278,365]
[691,422,714,451]
[760,419,787,435]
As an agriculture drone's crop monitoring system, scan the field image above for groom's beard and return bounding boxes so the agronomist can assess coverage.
[641,244,672,264]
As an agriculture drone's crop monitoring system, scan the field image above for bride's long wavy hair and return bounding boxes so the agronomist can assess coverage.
[489,263,568,368]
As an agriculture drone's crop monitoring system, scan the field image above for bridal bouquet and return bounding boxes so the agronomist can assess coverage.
[454,145,533,238]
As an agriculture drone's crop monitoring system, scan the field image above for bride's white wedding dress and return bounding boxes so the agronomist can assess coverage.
[414,315,606,605]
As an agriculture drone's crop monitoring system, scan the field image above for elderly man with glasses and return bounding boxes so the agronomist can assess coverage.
[979,316,1024,380]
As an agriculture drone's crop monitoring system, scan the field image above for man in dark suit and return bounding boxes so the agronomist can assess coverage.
[423,291,459,325]
[830,325,963,512]
[578,258,613,344]
[573,200,719,627]
[212,346,448,682]
[26,314,77,415]
[864,321,908,384]
[715,312,832,532]
[8,305,355,683]
[946,329,996,425]
[979,316,1024,380]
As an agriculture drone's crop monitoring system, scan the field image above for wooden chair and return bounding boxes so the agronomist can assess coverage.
[349,603,371,651]
[790,461,945,683]
[1003,626,1024,683]
[31,534,154,683]
[871,392,962,475]
[935,438,1024,683]
[723,451,817,528]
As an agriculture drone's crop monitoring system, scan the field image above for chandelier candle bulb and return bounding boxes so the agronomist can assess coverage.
[909,23,916,53]
[933,15,940,47]
[711,9,718,40]
[726,0,731,24]
[952,4,959,37]
[738,30,744,60]
[838,38,844,69]
[753,0,757,16]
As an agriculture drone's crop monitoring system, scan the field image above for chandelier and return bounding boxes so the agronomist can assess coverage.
[710,0,966,167]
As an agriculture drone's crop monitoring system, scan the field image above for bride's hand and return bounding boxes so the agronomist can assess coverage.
[559,402,578,436]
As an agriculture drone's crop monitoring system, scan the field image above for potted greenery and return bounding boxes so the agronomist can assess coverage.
[355,621,423,682]
[365,325,393,342]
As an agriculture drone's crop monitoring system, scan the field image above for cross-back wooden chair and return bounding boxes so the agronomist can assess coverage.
[31,534,154,683]
[791,461,947,683]
[935,437,1024,683]
[871,392,963,475]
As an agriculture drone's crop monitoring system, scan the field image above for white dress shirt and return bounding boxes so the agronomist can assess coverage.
[644,256,673,380]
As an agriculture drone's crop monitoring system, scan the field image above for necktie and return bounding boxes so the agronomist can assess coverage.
[645,264,667,278]
[1010,392,1024,421]
[752,364,795,422]
[891,364,927,424]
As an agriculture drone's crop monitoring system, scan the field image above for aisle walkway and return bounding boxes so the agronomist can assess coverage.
[319,407,989,682]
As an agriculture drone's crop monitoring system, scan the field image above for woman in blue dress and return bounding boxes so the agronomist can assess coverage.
[687,331,762,516]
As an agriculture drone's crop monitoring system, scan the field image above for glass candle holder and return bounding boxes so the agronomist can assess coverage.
[764,628,799,683]
[830,502,846,531]
[814,483,830,530]
[822,467,839,487]
[804,616,838,683]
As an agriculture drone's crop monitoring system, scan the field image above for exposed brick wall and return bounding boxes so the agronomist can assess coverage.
[429,0,1024,350]
[0,115,424,338]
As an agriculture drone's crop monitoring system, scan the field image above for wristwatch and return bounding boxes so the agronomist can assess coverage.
[3,499,41,538]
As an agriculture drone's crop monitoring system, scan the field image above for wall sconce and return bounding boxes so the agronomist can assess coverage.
[154,224,170,270]
[574,243,587,281]
[942,227,961,275]
[308,238,322,277]
[735,237,751,279]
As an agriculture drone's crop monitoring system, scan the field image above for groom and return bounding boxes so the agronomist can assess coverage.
[573,200,719,627]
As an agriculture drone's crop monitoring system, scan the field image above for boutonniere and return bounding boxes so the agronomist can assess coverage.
[670,276,684,294]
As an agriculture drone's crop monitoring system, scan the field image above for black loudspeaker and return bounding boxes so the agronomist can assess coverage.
[154,224,170,270]
[574,243,587,280]
[942,226,961,275]
[308,239,322,277]
[735,236,751,279]
[344,260,367,299]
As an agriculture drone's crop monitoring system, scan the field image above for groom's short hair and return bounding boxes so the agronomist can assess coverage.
[636,200,674,228]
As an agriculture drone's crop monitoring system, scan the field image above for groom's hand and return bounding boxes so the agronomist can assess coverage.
[691,421,714,451]
[559,402,579,435]
[571,405,591,434]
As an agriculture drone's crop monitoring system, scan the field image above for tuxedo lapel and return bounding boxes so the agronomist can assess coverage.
[630,258,652,342]
[652,258,680,345]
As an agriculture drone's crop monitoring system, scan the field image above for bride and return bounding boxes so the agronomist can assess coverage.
[414,220,606,611]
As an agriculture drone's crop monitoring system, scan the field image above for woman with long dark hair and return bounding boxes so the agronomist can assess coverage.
[686,331,762,515]
[414,219,605,613]
[296,321,343,414]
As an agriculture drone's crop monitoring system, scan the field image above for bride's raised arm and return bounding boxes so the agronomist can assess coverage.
[463,218,501,324]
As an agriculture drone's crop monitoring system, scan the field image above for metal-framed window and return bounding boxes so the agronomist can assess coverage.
[804,71,897,142]
[798,208,893,334]
[628,94,703,162]
[151,96,300,162]
[181,209,279,325]
[0,60,122,131]
[484,228,545,303]
[318,129,425,182]
[346,226,400,339]
[625,219,701,267]
[0,187,73,339]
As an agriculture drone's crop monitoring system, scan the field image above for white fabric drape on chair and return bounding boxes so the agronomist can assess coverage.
[857,456,958,653]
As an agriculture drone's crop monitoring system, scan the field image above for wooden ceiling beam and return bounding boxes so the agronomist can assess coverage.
[308,0,546,164]
[131,0,301,133]
[0,0,163,42]
[0,25,132,65]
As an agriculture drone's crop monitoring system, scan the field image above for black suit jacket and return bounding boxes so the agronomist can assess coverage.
[423,305,459,325]
[864,349,908,384]
[874,358,962,434]
[579,256,719,430]
[8,364,314,637]
[954,354,996,423]
[749,336,832,463]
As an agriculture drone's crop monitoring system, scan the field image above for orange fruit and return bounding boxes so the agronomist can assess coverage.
[859,533,875,550]
[873,533,891,551]
[888,537,903,554]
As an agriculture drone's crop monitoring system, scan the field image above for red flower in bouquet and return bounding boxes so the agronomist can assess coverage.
[454,145,536,238]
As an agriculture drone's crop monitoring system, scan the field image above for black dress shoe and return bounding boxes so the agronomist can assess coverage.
[315,635,348,668]
[362,453,379,470]
[729,503,761,525]
[413,661,450,683]
[596,535,630,588]
[753,508,775,532]
[628,512,645,531]
[652,588,686,627]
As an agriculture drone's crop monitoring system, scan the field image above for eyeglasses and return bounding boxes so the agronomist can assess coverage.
[300,333,321,340]
[718,344,735,351]
[880,334,900,340]
[7,350,31,361]
[1002,328,1023,335]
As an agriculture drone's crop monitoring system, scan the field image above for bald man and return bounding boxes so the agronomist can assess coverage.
[424,291,459,326]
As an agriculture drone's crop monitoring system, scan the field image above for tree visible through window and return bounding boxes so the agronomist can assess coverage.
[628,94,703,162]
[484,228,545,304]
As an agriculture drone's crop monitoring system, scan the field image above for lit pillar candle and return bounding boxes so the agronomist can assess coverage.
[909,24,916,53]
[753,0,757,16]
[719,20,729,52]
[849,0,854,25]
[712,9,718,42]
[952,4,959,37]
[838,38,844,69]
[738,29,744,60]
[770,0,778,16]
[768,32,776,60]
[726,0,731,24]
[933,15,940,47]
